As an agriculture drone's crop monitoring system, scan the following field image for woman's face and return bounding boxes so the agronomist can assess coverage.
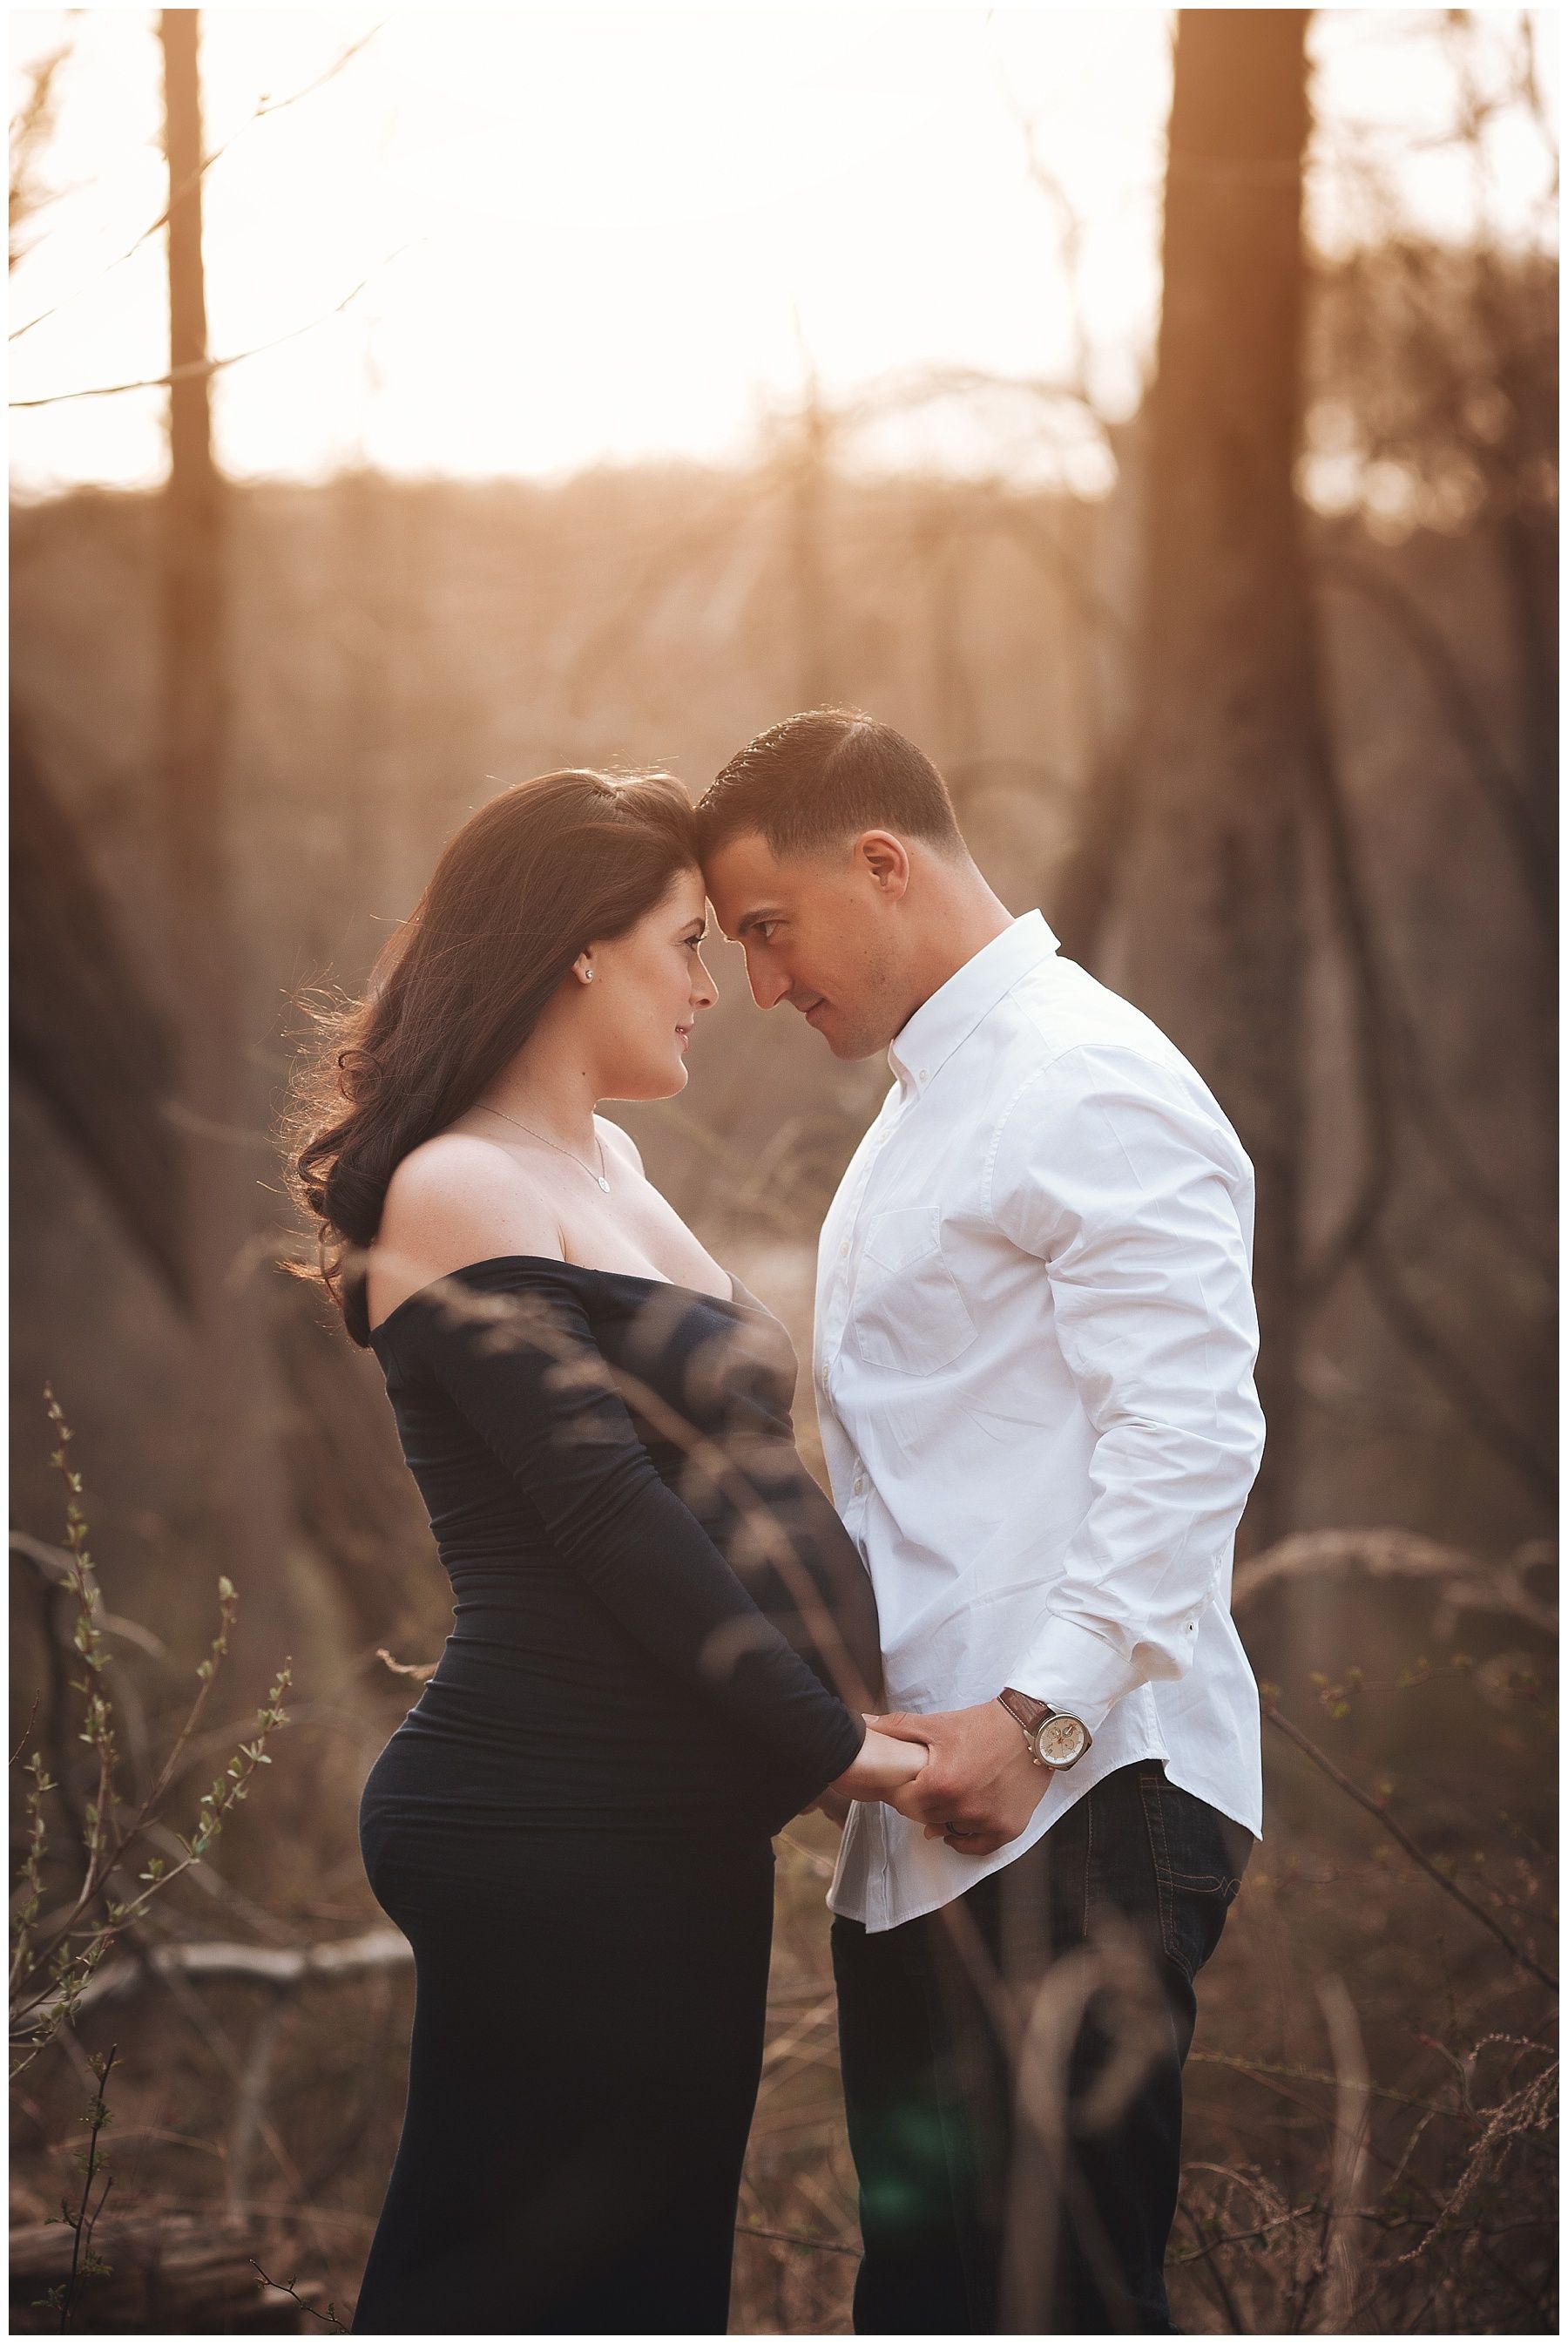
[585,865,718,1100]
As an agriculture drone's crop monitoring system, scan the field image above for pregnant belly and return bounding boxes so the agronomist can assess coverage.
[359,1632,808,1853]
[678,1437,884,1712]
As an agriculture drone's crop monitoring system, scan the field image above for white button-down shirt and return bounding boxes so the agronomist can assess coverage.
[818,911,1266,1934]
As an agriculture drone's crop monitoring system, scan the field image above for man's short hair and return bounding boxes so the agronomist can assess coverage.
[695,709,964,864]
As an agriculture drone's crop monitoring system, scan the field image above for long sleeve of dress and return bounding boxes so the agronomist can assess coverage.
[384,1267,867,1792]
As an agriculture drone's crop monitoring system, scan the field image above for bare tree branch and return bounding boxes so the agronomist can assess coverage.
[1317,551,1552,925]
[10,259,400,407]
[227,1993,294,2219]
[840,361,1098,430]
[1000,87,1102,417]
[1299,733,1399,1307]
[1232,1526,1556,1636]
[1318,1977,1374,2334]
[1301,708,1552,1311]
[10,23,384,342]
[1262,1696,1557,1992]
[1358,1227,1555,1503]
[8,38,71,274]
[73,1926,413,2013]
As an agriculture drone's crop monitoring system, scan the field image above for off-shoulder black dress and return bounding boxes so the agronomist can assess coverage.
[350,1257,882,2336]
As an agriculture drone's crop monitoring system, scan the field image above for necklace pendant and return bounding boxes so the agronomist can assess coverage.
[598,1174,611,1191]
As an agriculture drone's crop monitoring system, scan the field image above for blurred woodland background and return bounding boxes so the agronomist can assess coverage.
[9,7,1558,2333]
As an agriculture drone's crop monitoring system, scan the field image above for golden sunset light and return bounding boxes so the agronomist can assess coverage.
[10,8,1557,495]
[10,9,1557,2332]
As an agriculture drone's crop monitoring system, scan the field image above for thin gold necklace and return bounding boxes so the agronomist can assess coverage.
[477,1103,611,1191]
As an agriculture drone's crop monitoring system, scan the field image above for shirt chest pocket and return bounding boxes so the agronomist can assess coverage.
[848,1205,977,1375]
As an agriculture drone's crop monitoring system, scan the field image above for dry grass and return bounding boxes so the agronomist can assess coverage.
[11,1273,1557,2334]
[9,1645,1556,2334]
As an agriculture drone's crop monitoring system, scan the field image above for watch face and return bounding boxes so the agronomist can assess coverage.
[1037,1714,1087,1766]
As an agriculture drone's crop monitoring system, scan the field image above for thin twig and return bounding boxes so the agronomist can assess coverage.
[1358,1230,1555,1502]
[1297,728,1398,1306]
[1173,2197,1248,2331]
[1298,709,1553,1463]
[10,1690,41,1767]
[1318,1978,1373,2331]
[58,2043,118,2333]
[1262,1700,1557,1991]
[1188,2049,1475,2122]
[10,24,384,343]
[11,259,402,408]
[1170,2201,1319,2268]
[735,2221,859,2259]
[1316,552,1550,916]
[249,2262,348,2332]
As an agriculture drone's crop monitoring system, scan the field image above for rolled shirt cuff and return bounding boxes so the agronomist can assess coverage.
[1007,1615,1136,1738]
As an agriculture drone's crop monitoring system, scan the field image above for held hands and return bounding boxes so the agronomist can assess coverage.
[814,1702,1046,1854]
[872,1697,1048,1857]
[828,1720,931,1805]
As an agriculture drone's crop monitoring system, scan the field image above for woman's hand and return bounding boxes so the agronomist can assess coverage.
[829,1718,929,1804]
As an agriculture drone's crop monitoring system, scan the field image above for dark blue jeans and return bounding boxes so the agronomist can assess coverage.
[831,1762,1253,2334]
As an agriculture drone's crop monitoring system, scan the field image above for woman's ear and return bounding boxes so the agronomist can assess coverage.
[572,954,595,985]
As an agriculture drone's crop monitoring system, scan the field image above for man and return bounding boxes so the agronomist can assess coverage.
[698,711,1264,2336]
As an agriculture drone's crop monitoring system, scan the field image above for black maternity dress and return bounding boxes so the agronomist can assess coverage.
[351,1257,882,2336]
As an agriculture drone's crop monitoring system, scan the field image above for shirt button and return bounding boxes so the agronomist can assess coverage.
[853,1474,865,1495]
[839,1240,849,1257]
[918,1068,928,1082]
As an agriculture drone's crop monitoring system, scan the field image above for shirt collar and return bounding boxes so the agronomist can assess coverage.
[887,910,1060,1093]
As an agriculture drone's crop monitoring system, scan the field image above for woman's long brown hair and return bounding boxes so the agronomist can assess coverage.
[284,769,699,1346]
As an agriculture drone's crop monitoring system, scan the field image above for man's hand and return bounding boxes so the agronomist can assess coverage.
[872,1699,1046,1858]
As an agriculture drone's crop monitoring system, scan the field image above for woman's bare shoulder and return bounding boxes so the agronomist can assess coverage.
[368,1133,564,1326]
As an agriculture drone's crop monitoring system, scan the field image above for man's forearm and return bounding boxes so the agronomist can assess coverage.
[1009,1396,1266,1732]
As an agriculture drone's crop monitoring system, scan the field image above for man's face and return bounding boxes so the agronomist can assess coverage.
[704,829,916,1060]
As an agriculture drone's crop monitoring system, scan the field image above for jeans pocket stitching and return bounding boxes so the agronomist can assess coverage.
[1138,1772,1179,1968]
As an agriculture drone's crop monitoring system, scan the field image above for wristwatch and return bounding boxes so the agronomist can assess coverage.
[997,1687,1092,1772]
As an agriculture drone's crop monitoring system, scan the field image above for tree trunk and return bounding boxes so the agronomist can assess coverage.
[159,10,291,1695]
[1104,10,1321,1548]
[10,719,190,1307]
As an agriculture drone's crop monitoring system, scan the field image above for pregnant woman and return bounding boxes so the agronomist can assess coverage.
[285,769,921,2334]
